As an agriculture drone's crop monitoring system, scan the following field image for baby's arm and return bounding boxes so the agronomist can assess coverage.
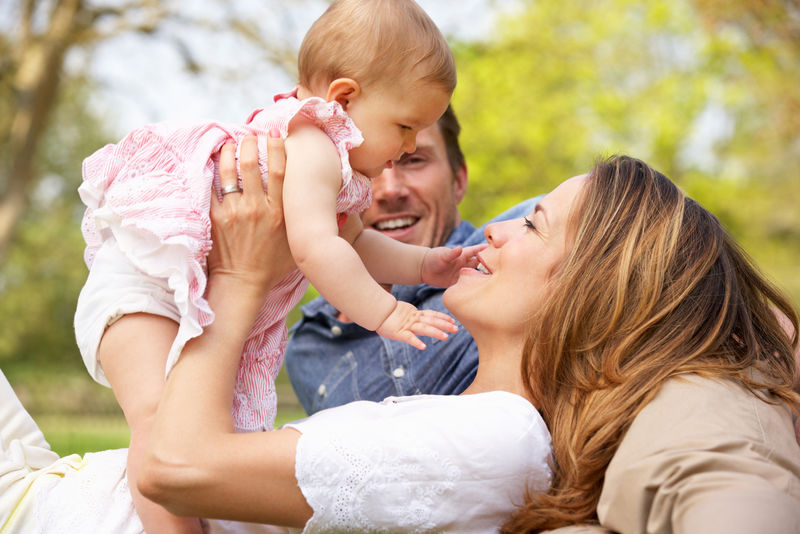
[351,226,486,287]
[283,125,455,349]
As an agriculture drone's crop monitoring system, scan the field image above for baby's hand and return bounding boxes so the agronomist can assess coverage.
[420,244,488,288]
[376,301,458,350]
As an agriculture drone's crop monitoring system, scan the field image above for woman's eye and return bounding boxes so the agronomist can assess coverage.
[524,217,536,231]
[399,124,413,131]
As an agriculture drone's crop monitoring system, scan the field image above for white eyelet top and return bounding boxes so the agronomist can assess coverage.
[284,391,553,533]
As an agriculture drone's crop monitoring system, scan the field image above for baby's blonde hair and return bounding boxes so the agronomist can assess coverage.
[298,0,456,93]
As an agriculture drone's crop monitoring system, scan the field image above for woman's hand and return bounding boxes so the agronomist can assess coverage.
[142,131,311,525]
[208,133,295,301]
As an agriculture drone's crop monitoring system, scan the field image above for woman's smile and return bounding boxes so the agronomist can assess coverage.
[444,175,587,335]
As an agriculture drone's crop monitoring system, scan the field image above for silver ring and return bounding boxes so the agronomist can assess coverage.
[220,184,241,196]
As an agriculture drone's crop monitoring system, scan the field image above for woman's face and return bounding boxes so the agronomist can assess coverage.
[444,175,587,336]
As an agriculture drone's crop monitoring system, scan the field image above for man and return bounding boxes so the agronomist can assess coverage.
[285,106,538,414]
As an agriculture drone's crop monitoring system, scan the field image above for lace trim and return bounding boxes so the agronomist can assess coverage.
[296,431,461,533]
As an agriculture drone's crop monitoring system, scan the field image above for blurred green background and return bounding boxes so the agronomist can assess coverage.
[1,0,798,457]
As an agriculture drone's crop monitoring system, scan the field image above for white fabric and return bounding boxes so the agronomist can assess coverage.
[285,391,552,533]
[74,237,182,386]
[0,370,285,534]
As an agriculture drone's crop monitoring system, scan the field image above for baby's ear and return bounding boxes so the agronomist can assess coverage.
[326,78,360,109]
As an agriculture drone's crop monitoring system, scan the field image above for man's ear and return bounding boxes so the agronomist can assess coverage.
[326,78,361,109]
[453,163,468,205]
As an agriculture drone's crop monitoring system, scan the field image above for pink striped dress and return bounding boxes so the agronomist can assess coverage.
[77,91,372,431]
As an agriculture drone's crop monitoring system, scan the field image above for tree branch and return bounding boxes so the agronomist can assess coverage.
[1,0,84,260]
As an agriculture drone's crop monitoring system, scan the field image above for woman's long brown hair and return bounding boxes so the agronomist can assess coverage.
[503,155,800,532]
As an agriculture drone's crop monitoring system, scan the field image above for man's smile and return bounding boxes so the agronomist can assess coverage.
[372,216,419,231]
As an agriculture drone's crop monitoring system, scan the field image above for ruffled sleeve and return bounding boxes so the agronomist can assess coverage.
[247,96,372,214]
[78,120,232,375]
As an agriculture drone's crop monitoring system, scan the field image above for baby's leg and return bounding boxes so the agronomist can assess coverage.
[99,312,202,534]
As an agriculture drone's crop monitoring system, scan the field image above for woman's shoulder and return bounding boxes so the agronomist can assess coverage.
[425,391,548,438]
[598,373,800,533]
[629,373,796,445]
[288,391,545,437]
[430,392,553,478]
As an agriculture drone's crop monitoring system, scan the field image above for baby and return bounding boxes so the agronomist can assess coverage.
[75,0,476,531]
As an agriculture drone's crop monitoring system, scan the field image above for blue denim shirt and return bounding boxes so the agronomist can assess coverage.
[285,197,540,414]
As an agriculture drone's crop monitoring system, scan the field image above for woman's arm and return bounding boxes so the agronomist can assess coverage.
[139,135,313,527]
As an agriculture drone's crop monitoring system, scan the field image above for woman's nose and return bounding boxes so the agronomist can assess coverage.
[484,221,508,247]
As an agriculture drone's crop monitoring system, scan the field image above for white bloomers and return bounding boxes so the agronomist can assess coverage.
[74,238,182,386]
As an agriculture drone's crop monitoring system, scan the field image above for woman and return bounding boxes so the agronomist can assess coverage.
[0,370,285,534]
[504,158,800,533]
[135,136,554,532]
[139,138,800,531]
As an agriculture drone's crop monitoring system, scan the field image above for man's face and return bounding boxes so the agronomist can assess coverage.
[361,123,467,248]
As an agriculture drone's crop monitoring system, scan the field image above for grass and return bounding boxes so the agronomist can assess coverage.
[38,406,309,457]
[6,364,308,458]
[38,414,131,456]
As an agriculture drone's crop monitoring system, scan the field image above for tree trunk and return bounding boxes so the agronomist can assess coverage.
[0,0,84,261]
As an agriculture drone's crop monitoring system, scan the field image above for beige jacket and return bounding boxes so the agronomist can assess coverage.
[546,374,800,534]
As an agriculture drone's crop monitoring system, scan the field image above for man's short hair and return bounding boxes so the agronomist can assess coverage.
[438,105,465,178]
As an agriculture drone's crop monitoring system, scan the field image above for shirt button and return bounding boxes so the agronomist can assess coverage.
[317,384,326,397]
[331,326,343,336]
[392,367,405,378]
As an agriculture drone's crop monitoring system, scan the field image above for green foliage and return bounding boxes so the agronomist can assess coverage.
[690,0,800,303]
[0,76,111,367]
[0,204,85,365]
[452,0,799,305]
[453,0,708,219]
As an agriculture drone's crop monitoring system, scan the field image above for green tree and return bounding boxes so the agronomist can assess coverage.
[454,0,712,218]
[689,0,800,303]
[0,0,304,262]
[452,0,798,304]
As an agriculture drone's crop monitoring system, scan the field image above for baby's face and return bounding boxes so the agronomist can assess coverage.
[345,81,451,179]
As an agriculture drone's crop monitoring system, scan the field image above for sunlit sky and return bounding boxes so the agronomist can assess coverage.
[73,0,522,136]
